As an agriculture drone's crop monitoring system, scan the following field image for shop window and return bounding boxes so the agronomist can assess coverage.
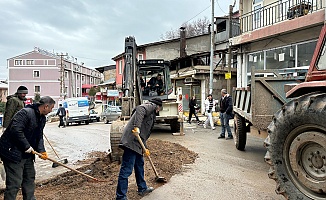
[297,41,317,68]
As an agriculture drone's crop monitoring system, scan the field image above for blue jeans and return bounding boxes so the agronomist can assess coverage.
[220,112,232,137]
[3,157,36,200]
[116,148,148,200]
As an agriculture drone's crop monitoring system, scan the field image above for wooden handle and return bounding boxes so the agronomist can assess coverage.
[32,151,99,182]
[43,134,60,159]
[134,134,159,177]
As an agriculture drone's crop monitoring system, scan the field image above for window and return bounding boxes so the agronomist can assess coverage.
[76,87,80,97]
[65,71,68,78]
[90,77,93,84]
[15,60,22,65]
[77,74,80,80]
[65,86,68,94]
[26,60,34,65]
[82,75,85,82]
[35,85,41,93]
[138,54,143,60]
[33,70,40,78]
[297,41,317,68]
[119,60,123,75]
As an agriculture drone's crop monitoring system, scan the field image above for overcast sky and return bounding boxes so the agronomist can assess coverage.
[0,0,237,80]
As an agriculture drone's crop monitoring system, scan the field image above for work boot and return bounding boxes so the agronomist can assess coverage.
[226,136,233,140]
[212,127,216,130]
[218,135,225,139]
[138,187,154,196]
[203,124,207,129]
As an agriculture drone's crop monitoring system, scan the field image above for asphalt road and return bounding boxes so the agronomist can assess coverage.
[35,120,282,200]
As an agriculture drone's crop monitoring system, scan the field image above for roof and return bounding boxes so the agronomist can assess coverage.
[98,78,115,86]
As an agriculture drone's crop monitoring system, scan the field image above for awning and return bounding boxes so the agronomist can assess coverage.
[98,78,115,86]
[82,84,95,89]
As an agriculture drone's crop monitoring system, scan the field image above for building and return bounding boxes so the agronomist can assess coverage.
[7,47,102,105]
[232,0,325,87]
[0,81,8,102]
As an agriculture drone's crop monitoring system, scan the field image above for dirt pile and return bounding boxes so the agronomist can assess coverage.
[0,138,198,200]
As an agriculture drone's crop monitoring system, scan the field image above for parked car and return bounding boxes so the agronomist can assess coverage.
[89,109,100,122]
[100,106,121,124]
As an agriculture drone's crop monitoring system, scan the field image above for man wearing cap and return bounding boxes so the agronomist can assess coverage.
[116,97,162,200]
[3,86,28,132]
[203,94,217,130]
[218,89,233,140]
[0,96,55,199]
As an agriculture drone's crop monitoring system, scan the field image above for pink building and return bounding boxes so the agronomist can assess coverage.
[7,47,102,106]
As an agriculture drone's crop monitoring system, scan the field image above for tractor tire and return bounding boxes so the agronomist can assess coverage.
[264,93,326,200]
[234,113,246,151]
[170,120,180,133]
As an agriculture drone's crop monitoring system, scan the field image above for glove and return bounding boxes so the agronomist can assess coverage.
[39,152,48,160]
[132,127,140,135]
[144,149,150,157]
[25,146,34,154]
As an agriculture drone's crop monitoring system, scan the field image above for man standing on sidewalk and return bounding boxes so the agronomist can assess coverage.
[116,98,162,200]
[218,89,233,140]
[56,104,66,128]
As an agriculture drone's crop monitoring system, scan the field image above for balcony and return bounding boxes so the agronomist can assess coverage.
[241,0,324,33]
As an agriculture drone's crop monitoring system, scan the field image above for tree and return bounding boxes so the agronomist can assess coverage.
[160,16,210,40]
[34,93,41,103]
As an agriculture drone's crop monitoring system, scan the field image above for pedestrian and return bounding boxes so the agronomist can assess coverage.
[187,95,199,124]
[218,89,233,140]
[116,97,162,200]
[203,94,217,130]
[2,85,28,132]
[56,103,66,128]
[0,96,55,200]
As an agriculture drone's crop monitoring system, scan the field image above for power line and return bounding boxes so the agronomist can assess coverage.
[182,4,211,25]
[216,0,228,15]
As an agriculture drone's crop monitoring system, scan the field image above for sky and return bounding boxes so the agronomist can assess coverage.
[0,0,238,80]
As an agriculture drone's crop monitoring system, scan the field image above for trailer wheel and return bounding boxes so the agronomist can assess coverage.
[265,93,326,200]
[170,120,180,133]
[234,113,246,151]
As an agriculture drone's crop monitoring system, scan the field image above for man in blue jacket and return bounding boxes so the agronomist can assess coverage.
[0,96,55,200]
[218,89,233,140]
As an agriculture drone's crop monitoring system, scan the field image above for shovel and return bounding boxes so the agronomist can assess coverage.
[32,150,106,182]
[43,134,68,168]
[134,133,167,183]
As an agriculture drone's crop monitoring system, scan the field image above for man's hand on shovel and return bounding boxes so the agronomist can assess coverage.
[132,127,150,157]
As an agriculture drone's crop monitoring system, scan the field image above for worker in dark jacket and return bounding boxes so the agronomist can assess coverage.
[218,89,233,140]
[116,98,162,200]
[3,85,28,131]
[0,96,55,200]
[187,95,199,124]
[56,104,66,128]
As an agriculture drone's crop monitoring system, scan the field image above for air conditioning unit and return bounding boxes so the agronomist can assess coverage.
[184,77,200,85]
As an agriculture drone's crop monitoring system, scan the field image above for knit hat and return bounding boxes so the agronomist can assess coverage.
[17,86,28,94]
[149,98,162,106]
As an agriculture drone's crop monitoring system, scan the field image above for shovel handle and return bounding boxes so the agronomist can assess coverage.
[43,134,60,159]
[32,150,99,182]
[134,134,160,178]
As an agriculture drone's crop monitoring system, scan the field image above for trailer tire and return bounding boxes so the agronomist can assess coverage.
[170,120,180,133]
[234,113,246,151]
[264,93,326,200]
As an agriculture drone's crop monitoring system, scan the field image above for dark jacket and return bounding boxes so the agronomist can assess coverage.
[119,103,157,155]
[220,94,233,114]
[0,104,46,163]
[3,94,25,128]
[56,106,66,117]
[189,99,197,111]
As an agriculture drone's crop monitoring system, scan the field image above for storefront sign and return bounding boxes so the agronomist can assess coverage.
[107,90,119,97]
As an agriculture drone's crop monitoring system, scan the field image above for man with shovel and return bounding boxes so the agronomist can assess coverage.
[0,96,55,200]
[116,98,162,200]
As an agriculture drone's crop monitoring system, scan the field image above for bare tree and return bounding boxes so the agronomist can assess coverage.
[160,16,210,40]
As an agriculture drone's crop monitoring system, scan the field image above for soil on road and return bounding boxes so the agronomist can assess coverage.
[0,139,198,200]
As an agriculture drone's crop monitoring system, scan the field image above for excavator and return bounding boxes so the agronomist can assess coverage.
[109,36,182,161]
[265,23,326,199]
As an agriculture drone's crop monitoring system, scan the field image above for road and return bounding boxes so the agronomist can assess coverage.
[35,120,282,200]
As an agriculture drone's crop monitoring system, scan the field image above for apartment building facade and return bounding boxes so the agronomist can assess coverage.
[233,0,325,87]
[7,47,101,105]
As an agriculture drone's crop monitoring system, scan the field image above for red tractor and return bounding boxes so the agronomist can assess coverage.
[265,24,326,199]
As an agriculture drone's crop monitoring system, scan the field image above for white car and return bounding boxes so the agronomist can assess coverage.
[89,109,100,122]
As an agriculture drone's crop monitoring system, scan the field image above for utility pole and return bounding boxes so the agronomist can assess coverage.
[209,0,215,95]
[57,53,68,99]
[227,4,234,94]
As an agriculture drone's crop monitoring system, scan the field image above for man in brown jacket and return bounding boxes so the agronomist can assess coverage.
[116,98,162,200]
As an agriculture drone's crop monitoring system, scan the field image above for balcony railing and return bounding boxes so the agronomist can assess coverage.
[241,0,324,33]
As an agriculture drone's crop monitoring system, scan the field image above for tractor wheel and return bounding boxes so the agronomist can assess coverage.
[234,113,246,151]
[170,120,181,133]
[264,93,326,200]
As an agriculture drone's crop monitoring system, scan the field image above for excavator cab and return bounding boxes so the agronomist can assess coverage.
[138,59,173,101]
